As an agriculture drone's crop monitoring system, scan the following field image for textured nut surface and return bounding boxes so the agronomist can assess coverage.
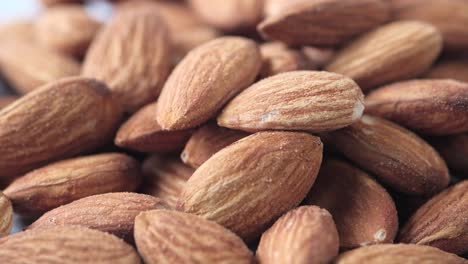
[259,42,312,78]
[0,192,13,237]
[425,60,468,82]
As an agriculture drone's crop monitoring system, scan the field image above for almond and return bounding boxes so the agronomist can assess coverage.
[134,210,254,264]
[399,180,468,255]
[365,79,468,135]
[325,21,442,91]
[178,131,323,241]
[157,37,261,130]
[0,226,140,264]
[256,206,339,264]
[217,71,364,132]
[304,159,398,249]
[0,96,18,110]
[82,7,171,113]
[29,192,167,241]
[4,153,142,216]
[425,60,468,83]
[181,123,249,168]
[41,0,83,7]
[431,134,468,176]
[0,20,35,43]
[0,77,122,179]
[258,0,391,46]
[321,115,449,195]
[115,102,192,153]
[0,192,13,237]
[259,42,312,78]
[142,156,193,209]
[301,46,335,69]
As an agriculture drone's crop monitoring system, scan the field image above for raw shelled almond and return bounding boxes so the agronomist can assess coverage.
[425,60,468,82]
[431,134,468,175]
[0,192,13,237]
[259,42,312,78]
[0,96,18,109]
[0,20,35,43]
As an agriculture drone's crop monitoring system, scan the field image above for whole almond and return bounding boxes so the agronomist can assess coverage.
[399,180,468,255]
[218,71,364,133]
[142,156,194,209]
[258,0,391,46]
[181,123,249,168]
[425,60,468,83]
[257,206,339,264]
[135,210,254,264]
[4,153,142,216]
[178,131,323,241]
[326,21,442,91]
[321,115,449,195]
[304,159,398,249]
[0,226,140,264]
[0,96,18,110]
[365,79,468,135]
[336,244,466,264]
[115,102,192,153]
[29,192,167,241]
[0,192,13,237]
[0,77,122,179]
[83,7,171,113]
[431,134,468,176]
[157,37,261,130]
[259,42,312,78]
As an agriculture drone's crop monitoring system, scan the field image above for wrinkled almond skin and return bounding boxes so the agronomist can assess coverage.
[257,206,339,264]
[258,0,391,46]
[29,192,167,241]
[83,7,171,113]
[115,102,192,153]
[157,37,262,130]
[326,21,442,91]
[425,60,468,83]
[399,181,468,255]
[181,123,249,168]
[0,226,140,264]
[259,42,312,78]
[0,192,13,237]
[178,131,323,241]
[218,71,364,133]
[0,96,18,110]
[4,153,142,216]
[322,115,449,195]
[336,244,466,264]
[135,210,254,264]
[431,134,468,176]
[0,77,122,179]
[304,159,398,249]
[365,79,468,135]
[142,156,193,209]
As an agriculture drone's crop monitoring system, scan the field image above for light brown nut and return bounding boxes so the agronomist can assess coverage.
[218,71,364,133]
[258,0,391,46]
[115,102,192,153]
[0,77,122,179]
[0,192,13,237]
[259,42,312,78]
[4,153,142,216]
[141,156,193,209]
[399,181,468,255]
[321,115,449,195]
[301,46,335,69]
[425,60,468,83]
[0,226,140,264]
[256,206,339,264]
[0,21,35,43]
[178,131,323,241]
[304,159,398,249]
[29,192,167,241]
[431,134,468,176]
[0,96,18,110]
[181,123,249,168]
[365,79,468,135]
[326,21,442,91]
[157,37,261,130]
[335,244,466,264]
[135,210,254,264]
[82,7,171,113]
[41,0,83,7]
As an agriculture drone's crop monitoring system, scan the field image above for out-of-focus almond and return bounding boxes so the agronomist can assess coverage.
[0,21,35,43]
[425,60,468,83]
[301,46,335,69]
[259,42,312,78]
[0,192,13,237]
[41,0,83,7]
[431,134,468,176]
[0,96,18,110]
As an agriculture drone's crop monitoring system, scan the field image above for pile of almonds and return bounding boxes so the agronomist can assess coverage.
[0,0,467,263]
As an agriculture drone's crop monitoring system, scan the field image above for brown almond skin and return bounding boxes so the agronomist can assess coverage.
[0,226,140,264]
[4,153,142,216]
[218,71,364,133]
[301,46,335,69]
[181,123,249,168]
[0,77,122,179]
[304,159,398,249]
[28,192,167,241]
[83,7,171,113]
[321,115,449,195]
[157,36,262,130]
[399,181,468,255]
[431,134,468,176]
[142,156,194,209]
[326,21,442,91]
[336,244,466,264]
[178,131,323,241]
[365,79,468,135]
[425,60,468,83]
[0,96,18,110]
[135,210,254,264]
[257,206,339,264]
[258,0,391,46]
[115,102,192,153]
[0,192,13,237]
[259,42,313,78]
